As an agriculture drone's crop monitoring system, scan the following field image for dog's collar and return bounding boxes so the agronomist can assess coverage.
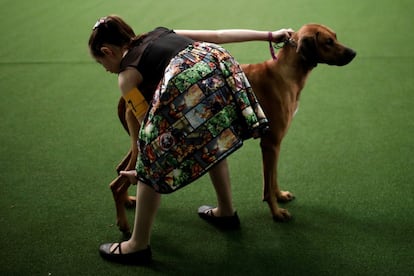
[286,38,297,48]
[268,37,297,60]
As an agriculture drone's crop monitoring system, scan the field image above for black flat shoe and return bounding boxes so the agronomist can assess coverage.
[198,205,240,230]
[99,242,152,265]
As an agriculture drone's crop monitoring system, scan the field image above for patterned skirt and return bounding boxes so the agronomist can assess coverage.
[136,42,268,193]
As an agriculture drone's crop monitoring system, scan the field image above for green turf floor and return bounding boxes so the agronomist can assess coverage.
[0,0,413,275]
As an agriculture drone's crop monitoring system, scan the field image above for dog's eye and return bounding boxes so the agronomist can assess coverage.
[326,38,334,46]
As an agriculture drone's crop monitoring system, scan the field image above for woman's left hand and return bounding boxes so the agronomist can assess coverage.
[120,170,138,185]
[271,28,295,43]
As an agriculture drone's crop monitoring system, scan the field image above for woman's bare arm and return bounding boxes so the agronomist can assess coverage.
[175,28,294,44]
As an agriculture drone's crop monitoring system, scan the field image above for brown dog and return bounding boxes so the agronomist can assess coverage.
[110,23,356,233]
[242,23,356,221]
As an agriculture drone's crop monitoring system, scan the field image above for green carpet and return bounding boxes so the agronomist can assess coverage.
[0,0,412,275]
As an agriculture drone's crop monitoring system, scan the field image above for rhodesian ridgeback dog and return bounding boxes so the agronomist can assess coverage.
[242,23,356,221]
[109,23,356,233]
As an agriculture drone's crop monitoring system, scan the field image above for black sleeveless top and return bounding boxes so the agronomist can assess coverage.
[119,27,194,102]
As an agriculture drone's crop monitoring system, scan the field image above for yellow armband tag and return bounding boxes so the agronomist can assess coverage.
[123,87,149,119]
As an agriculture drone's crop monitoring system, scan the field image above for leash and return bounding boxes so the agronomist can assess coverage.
[268,32,278,60]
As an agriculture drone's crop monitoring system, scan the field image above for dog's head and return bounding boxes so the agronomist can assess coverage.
[294,24,356,67]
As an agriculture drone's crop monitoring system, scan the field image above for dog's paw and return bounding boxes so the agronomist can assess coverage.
[276,190,295,203]
[117,220,131,234]
[272,208,292,222]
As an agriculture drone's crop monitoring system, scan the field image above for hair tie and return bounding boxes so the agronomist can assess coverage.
[93,17,106,30]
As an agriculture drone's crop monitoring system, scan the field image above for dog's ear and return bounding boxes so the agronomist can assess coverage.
[296,33,318,67]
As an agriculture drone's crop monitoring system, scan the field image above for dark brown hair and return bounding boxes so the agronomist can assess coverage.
[88,15,136,57]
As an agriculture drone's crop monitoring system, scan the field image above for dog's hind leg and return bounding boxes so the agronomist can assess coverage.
[116,150,132,174]
[114,150,137,207]
[108,98,140,234]
[109,175,133,234]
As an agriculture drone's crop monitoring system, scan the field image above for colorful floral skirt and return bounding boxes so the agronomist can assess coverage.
[136,42,268,193]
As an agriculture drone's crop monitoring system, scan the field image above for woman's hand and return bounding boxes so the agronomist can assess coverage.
[120,170,138,185]
[270,28,295,43]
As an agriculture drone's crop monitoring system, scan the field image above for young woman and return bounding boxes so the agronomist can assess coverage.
[89,15,293,265]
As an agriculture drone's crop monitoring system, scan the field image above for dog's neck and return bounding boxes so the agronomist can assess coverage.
[275,46,314,91]
[283,37,316,67]
[265,39,317,104]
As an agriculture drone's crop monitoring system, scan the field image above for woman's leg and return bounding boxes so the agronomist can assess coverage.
[207,159,235,217]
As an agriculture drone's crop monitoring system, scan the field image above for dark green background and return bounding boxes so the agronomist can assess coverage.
[1,0,412,275]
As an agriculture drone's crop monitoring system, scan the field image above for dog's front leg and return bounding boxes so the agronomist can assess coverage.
[260,137,293,222]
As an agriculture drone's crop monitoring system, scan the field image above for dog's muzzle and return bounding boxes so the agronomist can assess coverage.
[336,48,357,66]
